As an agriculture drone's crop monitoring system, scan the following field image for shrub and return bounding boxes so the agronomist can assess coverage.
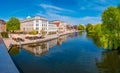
[1,32,9,38]
[29,30,38,35]
[40,30,46,36]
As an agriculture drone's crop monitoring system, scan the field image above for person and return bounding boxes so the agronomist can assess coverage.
[9,43,12,48]
[19,40,22,47]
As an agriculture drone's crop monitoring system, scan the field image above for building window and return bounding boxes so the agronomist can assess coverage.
[36,24,39,26]
[36,20,39,22]
[36,27,39,30]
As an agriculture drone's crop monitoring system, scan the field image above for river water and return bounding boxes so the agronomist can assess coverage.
[9,32,120,73]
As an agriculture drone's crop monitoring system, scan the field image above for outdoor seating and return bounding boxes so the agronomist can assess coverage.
[25,35,44,40]
[12,38,24,42]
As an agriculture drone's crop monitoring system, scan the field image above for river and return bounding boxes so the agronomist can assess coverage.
[9,32,120,73]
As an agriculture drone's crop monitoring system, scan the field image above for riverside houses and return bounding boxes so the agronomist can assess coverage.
[0,19,6,32]
[50,20,67,33]
[47,23,57,35]
[20,16,48,34]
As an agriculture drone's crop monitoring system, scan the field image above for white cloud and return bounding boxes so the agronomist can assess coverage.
[78,16,101,24]
[78,0,109,11]
[37,3,101,25]
[37,10,101,25]
[40,4,74,13]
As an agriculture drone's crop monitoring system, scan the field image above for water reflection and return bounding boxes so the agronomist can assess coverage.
[9,35,69,56]
[96,50,120,73]
[86,32,120,73]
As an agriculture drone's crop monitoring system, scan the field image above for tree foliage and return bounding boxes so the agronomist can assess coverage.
[6,17,20,32]
[78,24,85,30]
[102,6,120,34]
[40,30,46,36]
[86,23,94,33]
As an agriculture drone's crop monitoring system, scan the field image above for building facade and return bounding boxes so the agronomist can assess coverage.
[0,19,6,32]
[47,23,57,35]
[50,20,67,33]
[20,16,48,34]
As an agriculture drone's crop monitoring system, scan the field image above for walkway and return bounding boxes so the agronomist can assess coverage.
[0,38,19,73]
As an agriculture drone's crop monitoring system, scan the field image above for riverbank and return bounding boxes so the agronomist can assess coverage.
[3,30,79,50]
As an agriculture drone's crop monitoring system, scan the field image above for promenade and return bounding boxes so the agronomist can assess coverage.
[3,31,79,50]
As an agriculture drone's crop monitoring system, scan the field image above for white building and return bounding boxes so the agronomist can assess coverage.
[47,23,57,35]
[20,16,48,34]
[49,20,67,33]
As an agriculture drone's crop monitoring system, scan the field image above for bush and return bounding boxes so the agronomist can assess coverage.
[1,32,9,38]
[40,30,46,36]
[29,30,38,35]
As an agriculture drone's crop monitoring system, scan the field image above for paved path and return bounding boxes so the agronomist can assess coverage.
[0,38,19,73]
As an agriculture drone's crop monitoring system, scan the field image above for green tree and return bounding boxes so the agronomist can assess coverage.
[117,3,120,11]
[78,24,85,30]
[117,4,120,41]
[6,17,20,32]
[94,23,102,36]
[86,23,94,33]
[102,6,120,34]
[102,6,120,49]
[40,30,46,36]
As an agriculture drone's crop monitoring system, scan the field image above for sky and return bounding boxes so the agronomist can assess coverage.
[0,0,120,25]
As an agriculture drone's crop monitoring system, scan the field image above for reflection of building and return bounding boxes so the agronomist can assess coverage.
[57,35,67,45]
[96,50,120,73]
[22,35,68,56]
[9,34,71,56]
[0,19,6,32]
[22,39,58,56]
[22,43,49,56]
[47,39,57,48]
[20,16,48,33]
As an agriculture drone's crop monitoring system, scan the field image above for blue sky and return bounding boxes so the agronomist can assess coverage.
[0,0,120,25]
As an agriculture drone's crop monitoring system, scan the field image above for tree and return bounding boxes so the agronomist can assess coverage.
[102,6,120,49]
[78,24,85,30]
[86,23,94,33]
[94,24,102,36]
[6,17,20,32]
[102,6,120,34]
[117,3,120,11]
[40,30,46,36]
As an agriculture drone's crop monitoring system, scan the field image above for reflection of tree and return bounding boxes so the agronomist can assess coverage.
[41,43,47,49]
[86,34,102,48]
[79,31,83,37]
[9,46,20,56]
[96,50,120,73]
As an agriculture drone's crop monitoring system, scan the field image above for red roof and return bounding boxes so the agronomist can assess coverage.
[53,21,60,26]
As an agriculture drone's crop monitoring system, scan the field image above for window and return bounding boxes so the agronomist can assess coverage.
[36,27,39,30]
[36,20,39,22]
[36,24,39,26]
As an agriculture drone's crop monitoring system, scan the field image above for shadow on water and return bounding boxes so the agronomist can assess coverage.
[96,49,120,73]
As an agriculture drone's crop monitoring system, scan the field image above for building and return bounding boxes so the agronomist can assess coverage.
[20,16,48,34]
[59,22,67,33]
[50,20,67,33]
[47,23,57,35]
[0,19,6,32]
